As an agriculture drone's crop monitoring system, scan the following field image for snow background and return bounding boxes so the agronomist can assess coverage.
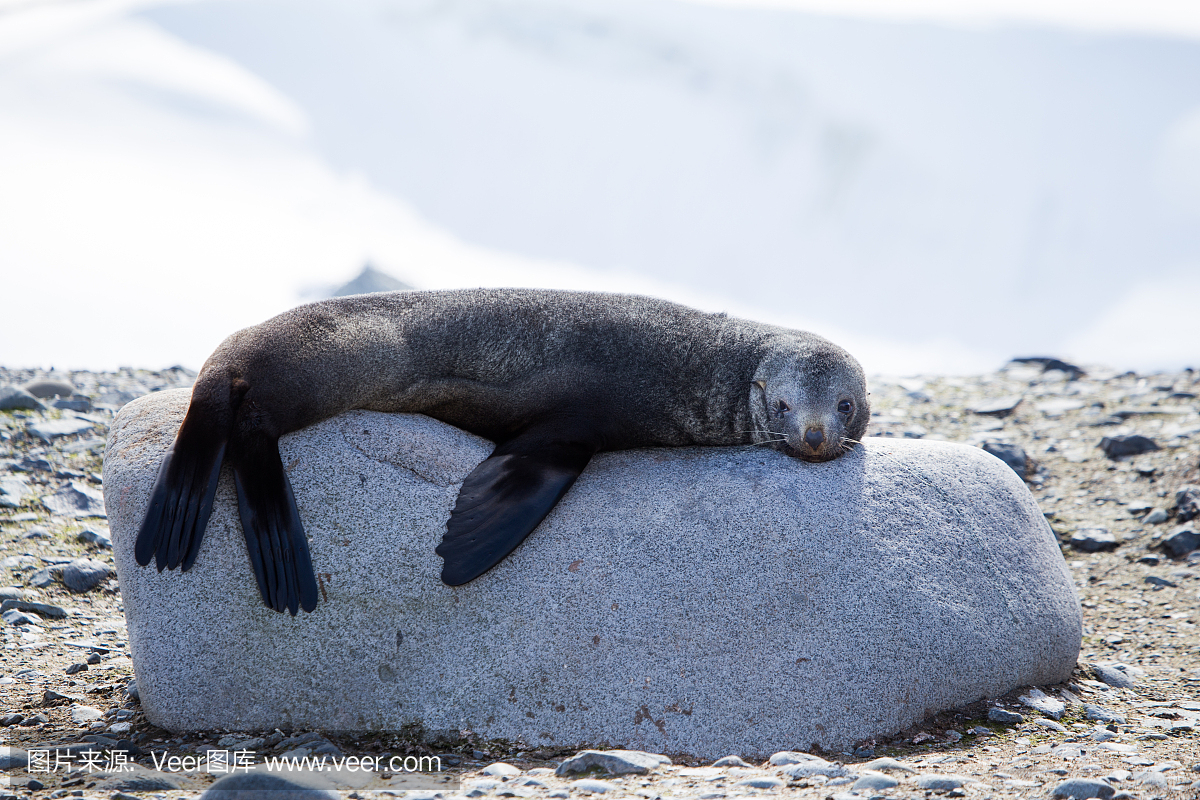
[1,0,1198,375]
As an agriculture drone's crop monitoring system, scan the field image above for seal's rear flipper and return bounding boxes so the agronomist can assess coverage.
[437,434,596,586]
[231,437,319,615]
[134,425,226,575]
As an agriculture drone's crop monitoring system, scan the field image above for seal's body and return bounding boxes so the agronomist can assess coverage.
[136,289,870,614]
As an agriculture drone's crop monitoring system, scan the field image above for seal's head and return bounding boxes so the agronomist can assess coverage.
[750,336,870,462]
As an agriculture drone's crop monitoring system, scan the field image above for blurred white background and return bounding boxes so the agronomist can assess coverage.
[1,0,1198,375]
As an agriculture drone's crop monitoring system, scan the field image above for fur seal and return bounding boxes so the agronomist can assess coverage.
[135,289,870,614]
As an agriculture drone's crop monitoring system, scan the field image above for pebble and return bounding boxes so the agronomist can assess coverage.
[482,762,522,777]
[768,750,826,766]
[22,378,77,398]
[988,707,1025,724]
[711,755,751,767]
[26,417,96,442]
[859,757,914,773]
[969,396,1023,416]
[2,608,40,626]
[201,773,334,799]
[982,441,1028,475]
[1035,717,1069,733]
[61,557,111,592]
[0,385,44,411]
[1163,524,1200,557]
[69,705,103,724]
[1099,434,1160,459]
[1071,527,1118,552]
[1085,705,1127,723]
[852,771,900,791]
[736,776,785,789]
[1143,508,1169,524]
[914,773,970,791]
[570,779,616,794]
[1177,485,1200,522]
[78,528,113,548]
[0,599,67,619]
[778,758,851,779]
[555,749,670,777]
[1051,777,1116,798]
[1020,688,1067,719]
[41,481,106,518]
[28,566,59,588]
[1092,663,1138,688]
[0,746,29,769]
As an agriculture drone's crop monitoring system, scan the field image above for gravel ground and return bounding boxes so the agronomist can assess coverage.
[1,360,1199,800]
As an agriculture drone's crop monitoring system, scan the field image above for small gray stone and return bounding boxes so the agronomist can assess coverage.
[78,528,112,548]
[0,599,67,619]
[27,418,95,442]
[0,587,23,602]
[982,441,1028,476]
[736,776,784,789]
[22,379,76,398]
[482,762,521,777]
[70,705,103,724]
[2,609,40,626]
[1051,777,1115,799]
[988,707,1025,724]
[1099,435,1160,459]
[858,757,914,773]
[202,772,335,800]
[915,774,969,791]
[1085,705,1126,724]
[555,750,670,777]
[28,567,59,588]
[1034,717,1068,733]
[852,771,899,791]
[42,481,106,518]
[65,663,87,675]
[570,779,616,794]
[969,396,1023,417]
[1,713,23,727]
[0,746,29,769]
[53,397,92,412]
[778,759,850,779]
[768,751,826,766]
[1164,525,1200,558]
[1092,663,1138,688]
[1020,688,1066,719]
[711,755,751,767]
[94,764,183,792]
[1143,508,1169,524]
[62,558,111,592]
[1144,575,1177,587]
[0,385,44,411]
[126,679,139,701]
[1071,528,1118,553]
[1177,485,1200,522]
[0,476,31,509]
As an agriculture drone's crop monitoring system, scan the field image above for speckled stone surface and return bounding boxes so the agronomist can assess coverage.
[103,389,1081,758]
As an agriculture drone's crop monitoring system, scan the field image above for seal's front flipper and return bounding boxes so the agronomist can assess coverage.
[135,420,226,575]
[437,433,596,586]
[231,436,319,615]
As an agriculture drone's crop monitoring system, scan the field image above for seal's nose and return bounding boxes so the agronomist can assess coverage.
[804,427,825,451]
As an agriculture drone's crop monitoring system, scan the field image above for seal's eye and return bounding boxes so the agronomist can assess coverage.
[776,399,790,413]
[837,400,853,415]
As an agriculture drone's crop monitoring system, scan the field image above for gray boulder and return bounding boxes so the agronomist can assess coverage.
[104,389,1081,758]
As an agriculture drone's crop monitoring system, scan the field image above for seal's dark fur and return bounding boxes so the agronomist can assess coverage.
[136,289,869,613]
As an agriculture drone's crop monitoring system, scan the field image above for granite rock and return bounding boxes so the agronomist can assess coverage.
[104,389,1081,757]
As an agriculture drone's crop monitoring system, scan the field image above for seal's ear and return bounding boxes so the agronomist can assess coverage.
[754,380,766,391]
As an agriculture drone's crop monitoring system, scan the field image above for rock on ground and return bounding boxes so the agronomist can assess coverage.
[104,388,1079,758]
